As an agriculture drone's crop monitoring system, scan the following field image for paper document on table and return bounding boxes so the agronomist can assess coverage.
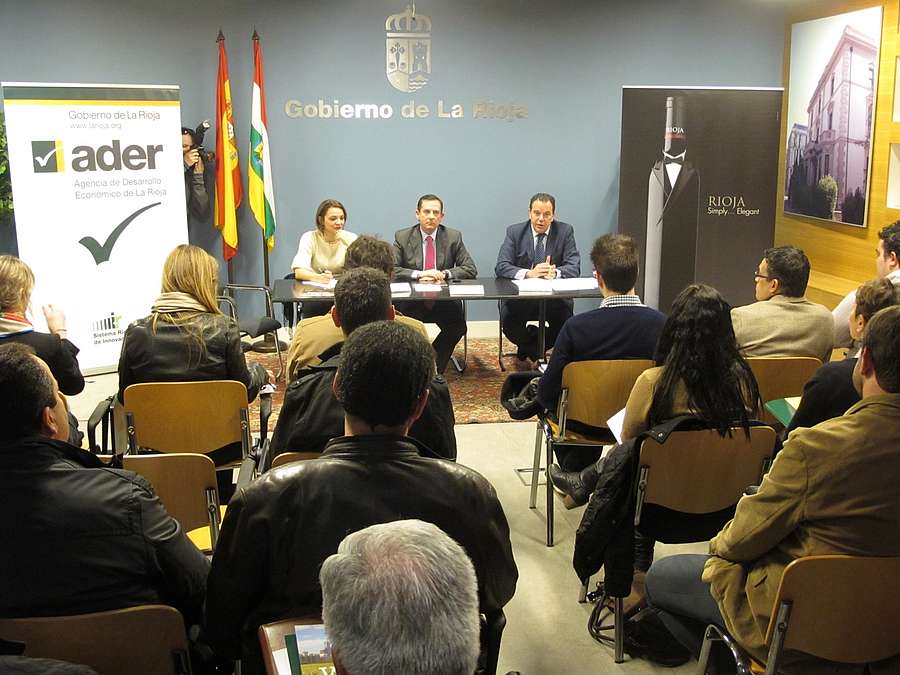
[513,278,553,293]
[449,284,484,297]
[390,282,411,296]
[552,277,599,291]
[303,279,337,290]
[413,283,443,292]
[606,407,626,445]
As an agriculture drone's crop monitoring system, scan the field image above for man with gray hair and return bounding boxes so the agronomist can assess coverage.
[320,519,480,675]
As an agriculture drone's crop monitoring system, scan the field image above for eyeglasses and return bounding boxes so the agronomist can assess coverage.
[754,271,777,281]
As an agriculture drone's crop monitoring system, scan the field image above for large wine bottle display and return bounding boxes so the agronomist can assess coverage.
[619,87,781,312]
[644,96,700,310]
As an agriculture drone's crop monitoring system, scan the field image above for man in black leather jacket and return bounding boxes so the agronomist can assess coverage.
[205,320,517,675]
[269,267,456,464]
[0,343,209,624]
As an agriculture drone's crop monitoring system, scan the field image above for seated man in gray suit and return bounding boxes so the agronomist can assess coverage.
[393,194,477,373]
[495,193,581,362]
[731,246,833,363]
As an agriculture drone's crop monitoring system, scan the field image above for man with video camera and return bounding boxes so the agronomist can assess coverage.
[182,122,212,221]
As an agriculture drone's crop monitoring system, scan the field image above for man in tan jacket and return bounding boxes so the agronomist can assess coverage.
[644,305,900,672]
[731,246,833,363]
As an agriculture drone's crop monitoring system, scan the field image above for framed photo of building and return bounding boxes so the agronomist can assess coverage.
[784,6,882,227]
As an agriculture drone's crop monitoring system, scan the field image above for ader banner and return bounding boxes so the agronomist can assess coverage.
[618,87,783,312]
[1,82,188,371]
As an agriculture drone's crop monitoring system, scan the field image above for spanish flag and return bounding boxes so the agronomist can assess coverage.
[248,31,277,250]
[214,31,242,261]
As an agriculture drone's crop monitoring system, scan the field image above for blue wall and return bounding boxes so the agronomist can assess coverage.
[1,0,787,318]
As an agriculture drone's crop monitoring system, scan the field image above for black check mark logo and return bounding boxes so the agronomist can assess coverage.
[79,201,161,265]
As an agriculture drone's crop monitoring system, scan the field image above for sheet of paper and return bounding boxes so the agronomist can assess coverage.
[606,407,626,445]
[303,278,337,290]
[552,277,599,291]
[390,282,411,294]
[512,278,553,293]
[272,647,292,675]
[785,396,802,410]
[413,283,443,292]
[448,284,485,297]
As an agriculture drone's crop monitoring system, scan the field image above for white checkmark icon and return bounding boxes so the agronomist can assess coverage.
[34,148,57,167]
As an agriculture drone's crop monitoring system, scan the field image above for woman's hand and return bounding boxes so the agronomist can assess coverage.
[43,304,67,336]
[314,270,334,284]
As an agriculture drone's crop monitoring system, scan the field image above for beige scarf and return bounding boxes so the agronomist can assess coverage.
[150,291,209,315]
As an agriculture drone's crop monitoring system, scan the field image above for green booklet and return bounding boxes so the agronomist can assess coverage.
[764,396,801,427]
[285,624,335,675]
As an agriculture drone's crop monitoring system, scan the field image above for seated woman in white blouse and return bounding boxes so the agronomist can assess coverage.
[291,199,358,318]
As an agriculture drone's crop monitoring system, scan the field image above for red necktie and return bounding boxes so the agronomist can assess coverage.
[424,235,436,271]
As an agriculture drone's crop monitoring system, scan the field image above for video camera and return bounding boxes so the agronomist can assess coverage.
[183,120,215,164]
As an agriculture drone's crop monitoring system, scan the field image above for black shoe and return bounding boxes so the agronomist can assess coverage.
[548,461,602,508]
[622,607,691,667]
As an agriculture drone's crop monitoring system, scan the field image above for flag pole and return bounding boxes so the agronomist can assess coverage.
[253,28,271,289]
[248,28,284,358]
[219,29,234,286]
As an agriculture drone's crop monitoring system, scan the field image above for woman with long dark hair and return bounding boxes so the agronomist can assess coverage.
[550,283,761,611]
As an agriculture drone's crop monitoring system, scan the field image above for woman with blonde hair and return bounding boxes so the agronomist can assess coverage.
[0,254,84,446]
[117,244,269,408]
[290,198,357,317]
[0,254,84,396]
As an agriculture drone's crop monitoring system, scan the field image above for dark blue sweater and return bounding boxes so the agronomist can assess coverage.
[537,305,667,409]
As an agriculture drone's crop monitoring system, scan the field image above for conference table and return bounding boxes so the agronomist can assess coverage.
[271,277,603,370]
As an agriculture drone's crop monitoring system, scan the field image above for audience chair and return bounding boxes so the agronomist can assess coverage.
[606,424,776,663]
[746,357,822,426]
[258,616,322,675]
[123,453,222,552]
[480,608,507,675]
[123,380,268,490]
[533,359,654,547]
[698,555,900,674]
[220,282,284,381]
[270,450,320,470]
[0,605,191,675]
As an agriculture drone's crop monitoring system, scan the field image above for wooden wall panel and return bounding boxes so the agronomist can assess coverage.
[775,0,899,308]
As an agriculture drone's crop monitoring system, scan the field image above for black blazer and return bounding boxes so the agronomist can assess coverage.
[494,220,581,279]
[392,224,477,281]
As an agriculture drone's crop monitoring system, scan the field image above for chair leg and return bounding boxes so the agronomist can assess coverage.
[578,577,589,603]
[614,597,625,663]
[497,300,502,369]
[529,423,543,508]
[271,329,284,381]
[546,434,554,547]
[697,625,717,674]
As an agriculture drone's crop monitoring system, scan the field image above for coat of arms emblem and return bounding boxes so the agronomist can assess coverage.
[385,5,431,93]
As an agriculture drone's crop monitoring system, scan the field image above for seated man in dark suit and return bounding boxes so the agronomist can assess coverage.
[0,343,209,625]
[495,193,581,362]
[269,267,456,464]
[393,194,477,373]
[538,233,666,470]
[205,321,517,675]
